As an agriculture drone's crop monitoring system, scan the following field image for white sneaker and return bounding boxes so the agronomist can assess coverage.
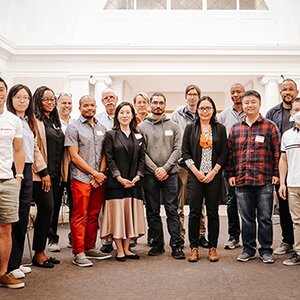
[48,242,61,252]
[9,269,25,279]
[20,265,31,274]
[73,252,93,267]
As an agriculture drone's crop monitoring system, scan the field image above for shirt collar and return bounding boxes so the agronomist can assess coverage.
[241,114,263,125]
[79,115,98,124]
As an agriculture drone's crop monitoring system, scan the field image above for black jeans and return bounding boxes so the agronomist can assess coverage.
[32,178,60,252]
[8,163,33,271]
[188,175,221,249]
[275,185,294,245]
[143,173,182,248]
[223,171,240,240]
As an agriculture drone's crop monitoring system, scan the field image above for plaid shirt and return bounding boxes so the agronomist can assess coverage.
[227,114,280,187]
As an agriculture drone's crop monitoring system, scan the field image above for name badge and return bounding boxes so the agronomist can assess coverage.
[134,133,143,139]
[97,130,104,136]
[165,130,173,136]
[255,135,265,143]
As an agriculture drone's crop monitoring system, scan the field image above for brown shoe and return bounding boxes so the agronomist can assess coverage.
[0,273,25,289]
[188,247,199,263]
[208,247,219,262]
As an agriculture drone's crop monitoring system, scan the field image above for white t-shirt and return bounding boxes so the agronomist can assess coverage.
[281,127,300,187]
[0,110,23,178]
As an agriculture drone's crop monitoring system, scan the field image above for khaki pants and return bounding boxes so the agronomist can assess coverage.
[288,187,300,253]
[178,167,206,239]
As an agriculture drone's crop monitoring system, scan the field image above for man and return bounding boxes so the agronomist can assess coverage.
[279,97,300,266]
[96,88,118,130]
[266,78,299,255]
[170,84,208,248]
[96,88,118,253]
[139,92,185,259]
[65,95,111,267]
[0,78,25,288]
[133,92,149,123]
[227,90,280,264]
[218,83,245,250]
[48,93,73,252]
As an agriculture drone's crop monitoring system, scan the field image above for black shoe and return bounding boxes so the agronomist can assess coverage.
[171,247,185,259]
[100,244,114,253]
[116,256,126,262]
[147,238,154,247]
[130,239,137,248]
[125,253,140,260]
[199,236,209,248]
[148,246,165,256]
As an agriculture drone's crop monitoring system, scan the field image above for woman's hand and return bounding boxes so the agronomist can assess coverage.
[202,171,215,183]
[195,170,206,182]
[116,176,134,188]
[41,175,51,192]
[131,175,140,185]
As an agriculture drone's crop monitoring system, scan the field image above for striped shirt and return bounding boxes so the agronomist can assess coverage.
[227,114,280,187]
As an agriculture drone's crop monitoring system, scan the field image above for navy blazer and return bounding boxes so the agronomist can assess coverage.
[181,119,228,180]
[104,129,145,189]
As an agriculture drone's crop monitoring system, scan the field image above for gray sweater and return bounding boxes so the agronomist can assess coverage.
[138,115,181,175]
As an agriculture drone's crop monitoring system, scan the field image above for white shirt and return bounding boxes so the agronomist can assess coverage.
[0,111,23,178]
[281,126,300,187]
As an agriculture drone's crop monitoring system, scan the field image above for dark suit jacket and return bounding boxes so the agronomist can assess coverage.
[181,119,228,180]
[104,129,145,189]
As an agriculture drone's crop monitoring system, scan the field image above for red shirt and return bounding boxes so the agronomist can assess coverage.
[227,114,280,187]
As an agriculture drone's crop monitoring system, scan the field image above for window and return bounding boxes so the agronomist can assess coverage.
[104,0,133,9]
[207,0,236,10]
[172,0,202,10]
[137,0,166,9]
[240,0,268,10]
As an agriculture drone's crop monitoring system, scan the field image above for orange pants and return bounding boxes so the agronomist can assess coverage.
[71,179,104,255]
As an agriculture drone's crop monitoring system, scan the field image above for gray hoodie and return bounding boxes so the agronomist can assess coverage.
[138,114,181,175]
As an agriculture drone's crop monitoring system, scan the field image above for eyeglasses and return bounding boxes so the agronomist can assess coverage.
[198,107,213,112]
[187,93,199,97]
[56,93,72,99]
[13,95,30,101]
[151,101,165,106]
[42,98,56,103]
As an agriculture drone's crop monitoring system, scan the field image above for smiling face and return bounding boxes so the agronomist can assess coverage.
[79,96,96,119]
[242,94,261,118]
[101,89,118,116]
[0,81,7,110]
[134,95,149,116]
[280,80,299,105]
[58,95,72,118]
[41,90,56,115]
[230,84,245,106]
[12,88,30,116]
[197,99,214,122]
[117,104,133,127]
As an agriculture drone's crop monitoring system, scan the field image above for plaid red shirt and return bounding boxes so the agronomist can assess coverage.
[227,114,280,187]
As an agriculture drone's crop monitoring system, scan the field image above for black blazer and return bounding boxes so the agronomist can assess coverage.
[181,119,228,179]
[104,129,145,189]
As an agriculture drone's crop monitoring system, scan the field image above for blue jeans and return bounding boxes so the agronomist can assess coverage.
[224,171,240,240]
[143,173,182,248]
[235,183,273,256]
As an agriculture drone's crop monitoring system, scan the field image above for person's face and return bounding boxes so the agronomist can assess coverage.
[117,105,133,127]
[41,90,56,114]
[185,88,200,108]
[242,95,261,117]
[197,100,214,122]
[79,97,96,119]
[230,85,244,105]
[134,95,149,115]
[280,81,299,105]
[0,82,7,109]
[12,88,30,116]
[102,91,118,115]
[290,101,300,117]
[150,96,166,115]
[58,95,72,117]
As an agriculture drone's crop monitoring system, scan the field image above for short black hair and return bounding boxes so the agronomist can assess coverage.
[0,77,8,90]
[150,92,166,103]
[243,90,261,102]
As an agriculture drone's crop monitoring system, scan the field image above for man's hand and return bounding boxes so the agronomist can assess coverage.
[41,175,51,192]
[90,178,100,188]
[278,184,287,200]
[93,171,107,185]
[155,167,168,181]
[228,177,236,187]
[272,176,279,185]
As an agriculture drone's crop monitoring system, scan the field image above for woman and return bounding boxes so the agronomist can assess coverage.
[133,93,149,123]
[101,102,146,261]
[182,96,228,263]
[31,86,66,268]
[6,84,43,278]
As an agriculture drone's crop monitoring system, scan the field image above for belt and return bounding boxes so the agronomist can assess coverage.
[0,178,12,183]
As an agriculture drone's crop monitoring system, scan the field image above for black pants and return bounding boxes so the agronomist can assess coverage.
[8,163,33,272]
[275,185,294,245]
[188,175,221,249]
[32,178,60,252]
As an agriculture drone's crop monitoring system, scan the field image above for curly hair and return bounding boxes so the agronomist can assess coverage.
[33,86,61,128]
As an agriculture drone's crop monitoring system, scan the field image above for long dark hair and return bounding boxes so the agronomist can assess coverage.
[33,86,61,128]
[6,84,36,134]
[113,102,138,131]
[196,96,218,125]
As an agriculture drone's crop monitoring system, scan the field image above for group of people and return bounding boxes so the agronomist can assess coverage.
[0,77,299,290]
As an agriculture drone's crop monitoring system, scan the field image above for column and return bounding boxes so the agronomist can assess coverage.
[260,76,281,115]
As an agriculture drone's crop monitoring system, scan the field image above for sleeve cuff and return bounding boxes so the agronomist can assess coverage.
[37,168,49,178]
[185,159,195,168]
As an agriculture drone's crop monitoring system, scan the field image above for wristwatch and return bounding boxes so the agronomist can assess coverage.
[15,174,24,179]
